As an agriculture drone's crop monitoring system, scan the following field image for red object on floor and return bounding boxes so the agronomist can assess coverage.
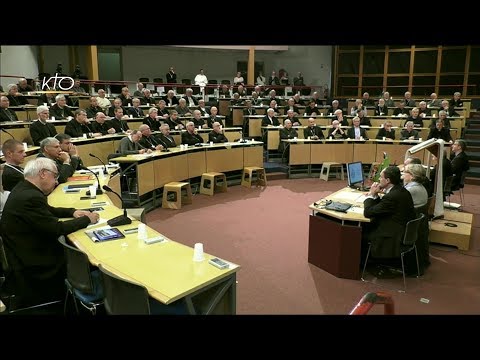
[349,292,395,315]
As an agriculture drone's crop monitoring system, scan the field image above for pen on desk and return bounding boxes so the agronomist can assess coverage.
[92,202,107,206]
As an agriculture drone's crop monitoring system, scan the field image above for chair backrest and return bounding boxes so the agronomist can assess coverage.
[58,236,95,295]
[181,79,191,85]
[138,77,149,83]
[153,78,163,83]
[444,175,454,194]
[221,80,231,85]
[98,264,151,315]
[402,213,425,247]
[209,79,218,85]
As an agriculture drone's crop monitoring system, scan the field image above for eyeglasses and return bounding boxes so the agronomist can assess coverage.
[43,168,59,181]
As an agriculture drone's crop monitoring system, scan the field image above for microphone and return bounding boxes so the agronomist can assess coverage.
[1,128,15,139]
[89,153,108,174]
[102,185,132,227]
[80,166,103,195]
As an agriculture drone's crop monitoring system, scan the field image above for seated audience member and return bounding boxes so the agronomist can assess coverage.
[428,92,442,108]
[166,67,177,84]
[17,78,34,93]
[405,107,423,128]
[449,92,463,108]
[182,122,204,145]
[108,98,127,117]
[230,93,243,106]
[304,117,325,140]
[347,116,369,140]
[133,82,145,97]
[143,107,161,132]
[208,122,228,143]
[251,91,262,105]
[285,98,300,116]
[327,120,347,139]
[183,88,198,107]
[109,107,131,133]
[157,124,176,149]
[206,107,223,128]
[65,109,100,138]
[218,84,231,98]
[157,100,170,120]
[357,109,372,126]
[138,124,164,151]
[0,96,19,122]
[37,92,56,107]
[362,166,415,260]
[243,99,256,116]
[400,121,419,140]
[402,164,428,208]
[30,105,58,146]
[382,91,395,107]
[1,139,26,191]
[268,71,280,86]
[333,109,349,126]
[55,133,84,170]
[361,92,375,107]
[293,72,304,86]
[327,99,343,115]
[284,109,301,126]
[450,139,470,191]
[194,69,208,87]
[163,90,179,107]
[0,157,99,309]
[304,100,319,116]
[236,85,247,97]
[166,110,184,130]
[95,89,111,111]
[262,108,280,127]
[429,110,451,129]
[49,94,74,120]
[427,119,452,143]
[37,137,77,184]
[417,101,431,117]
[91,112,115,135]
[175,98,191,116]
[403,91,416,107]
[70,79,88,96]
[117,130,151,155]
[404,156,422,166]
[312,92,324,106]
[128,98,144,118]
[256,72,266,86]
[376,120,396,141]
[118,87,132,107]
[375,98,389,116]
[441,100,459,117]
[6,84,28,106]
[197,99,210,116]
[393,101,409,117]
[278,119,297,160]
[85,96,104,119]
[234,72,244,85]
[192,109,207,128]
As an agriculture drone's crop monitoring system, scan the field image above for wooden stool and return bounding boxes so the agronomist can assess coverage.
[162,182,192,209]
[241,167,267,188]
[319,162,344,181]
[200,172,227,196]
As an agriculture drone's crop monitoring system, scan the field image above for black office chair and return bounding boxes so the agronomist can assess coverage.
[443,175,454,206]
[0,236,62,314]
[459,171,467,207]
[221,80,231,85]
[181,79,191,85]
[361,213,425,292]
[153,78,163,84]
[58,236,104,315]
[138,77,150,83]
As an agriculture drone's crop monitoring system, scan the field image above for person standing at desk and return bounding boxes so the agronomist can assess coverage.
[1,139,26,191]
[362,166,415,260]
[166,66,177,84]
[0,157,99,309]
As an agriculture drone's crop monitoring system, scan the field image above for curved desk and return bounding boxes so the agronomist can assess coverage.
[48,169,239,314]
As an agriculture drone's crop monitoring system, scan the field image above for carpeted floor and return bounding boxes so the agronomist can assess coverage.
[146,178,480,315]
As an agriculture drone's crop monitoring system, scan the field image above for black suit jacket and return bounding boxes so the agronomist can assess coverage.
[0,180,91,306]
[166,72,177,83]
[0,108,18,122]
[303,125,325,139]
[208,131,228,143]
[347,127,368,140]
[181,131,203,145]
[30,120,58,146]
[49,104,74,120]
[261,115,280,127]
[268,76,280,85]
[375,128,395,140]
[1,164,24,191]
[451,152,469,190]
[158,133,177,148]
[363,185,415,258]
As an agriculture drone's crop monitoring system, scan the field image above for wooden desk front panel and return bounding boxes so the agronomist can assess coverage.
[225,129,242,142]
[289,143,311,165]
[267,129,280,150]
[243,145,263,167]
[108,174,122,208]
[353,143,376,163]
[376,143,417,165]
[249,118,262,137]
[188,150,207,177]
[218,99,230,116]
[154,154,189,188]
[232,108,243,126]
[0,126,31,144]
[137,161,155,196]
[14,110,28,122]
[77,140,115,166]
[310,143,353,164]
[206,147,243,172]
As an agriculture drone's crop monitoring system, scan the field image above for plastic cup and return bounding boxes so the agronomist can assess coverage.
[382,136,386,141]
[43,103,47,107]
[193,243,205,262]
[83,133,87,139]
[137,224,147,240]
[419,138,423,142]
[51,116,55,121]
[210,141,213,146]
[129,114,133,119]
[88,185,96,198]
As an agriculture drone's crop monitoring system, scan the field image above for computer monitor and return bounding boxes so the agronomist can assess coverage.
[347,161,364,188]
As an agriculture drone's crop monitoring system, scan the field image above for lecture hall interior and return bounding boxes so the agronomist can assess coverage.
[0,45,479,315]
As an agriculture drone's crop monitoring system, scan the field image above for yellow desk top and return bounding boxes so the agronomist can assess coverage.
[309,187,370,223]
[48,168,240,304]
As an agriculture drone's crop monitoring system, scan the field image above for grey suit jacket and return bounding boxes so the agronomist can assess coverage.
[405,182,428,208]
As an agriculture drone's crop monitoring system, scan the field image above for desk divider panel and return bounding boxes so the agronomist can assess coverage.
[188,150,207,178]
[138,161,155,196]
[353,143,377,163]
[206,147,243,173]
[289,143,311,165]
[154,154,189,189]
[243,146,263,167]
[77,139,116,166]
[311,143,353,164]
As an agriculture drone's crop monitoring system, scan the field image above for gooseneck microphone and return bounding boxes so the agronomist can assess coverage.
[80,166,103,195]
[1,128,15,139]
[102,185,132,226]
[89,153,108,174]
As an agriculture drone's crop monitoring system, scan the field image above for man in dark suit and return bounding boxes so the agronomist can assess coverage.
[450,139,470,190]
[347,117,368,140]
[0,157,99,309]
[166,67,177,83]
[303,117,324,140]
[0,96,19,122]
[208,122,228,143]
[1,139,26,191]
[268,71,280,86]
[362,166,415,260]
[157,124,177,149]
[181,122,203,145]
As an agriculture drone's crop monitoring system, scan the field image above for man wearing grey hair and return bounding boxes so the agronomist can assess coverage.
[30,105,58,145]
[49,94,74,119]
[37,137,76,183]
[0,96,19,122]
[0,157,99,310]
